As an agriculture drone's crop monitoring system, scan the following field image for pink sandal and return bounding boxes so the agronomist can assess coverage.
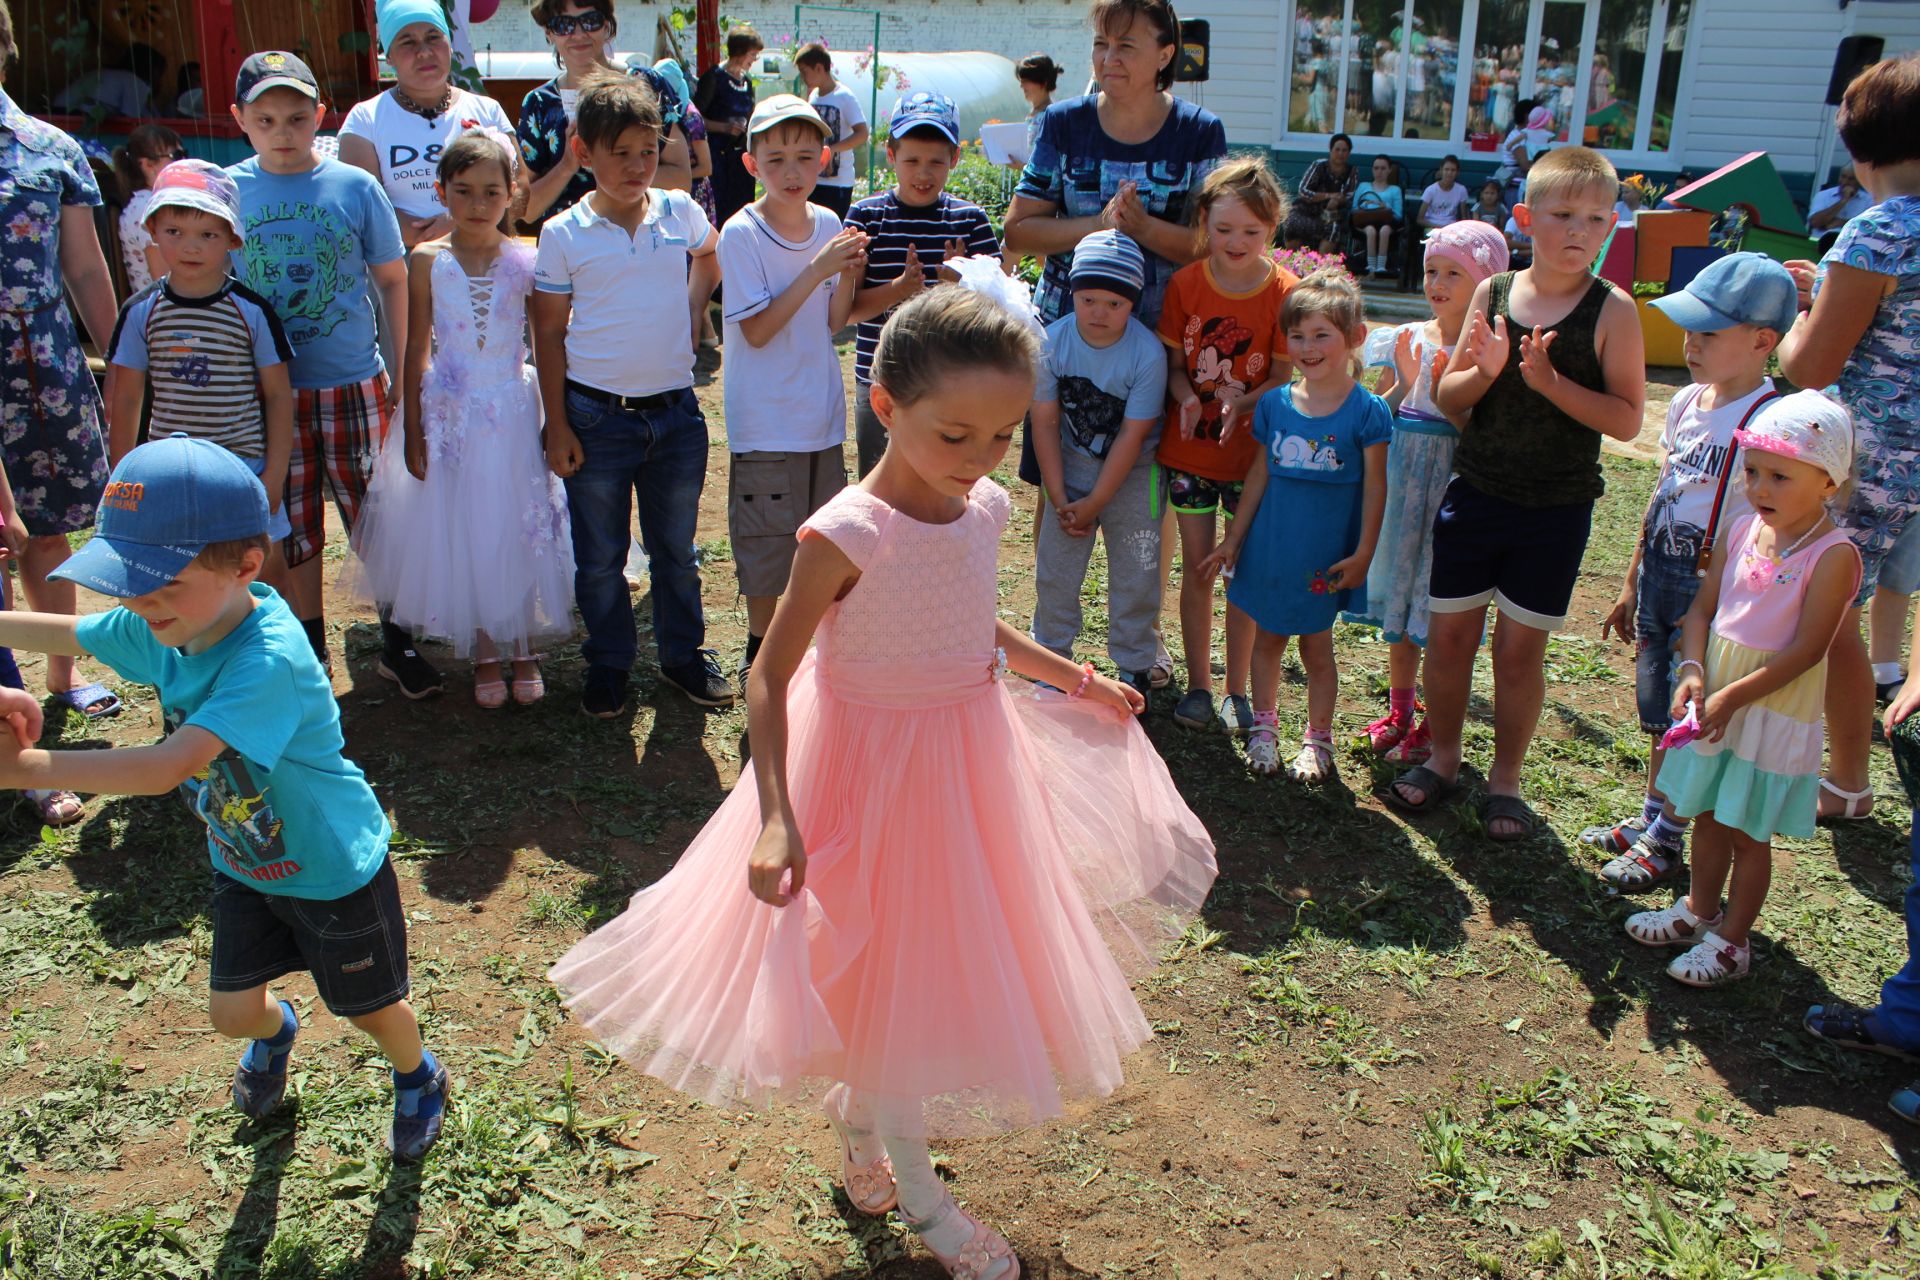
[511,656,546,706]
[824,1085,896,1215]
[1384,717,1433,765]
[913,1197,1020,1280]
[1360,706,1416,753]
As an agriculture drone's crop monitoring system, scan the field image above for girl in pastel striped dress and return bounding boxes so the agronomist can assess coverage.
[1625,392,1860,987]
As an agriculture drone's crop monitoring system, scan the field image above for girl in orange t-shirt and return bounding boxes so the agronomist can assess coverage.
[1158,159,1297,734]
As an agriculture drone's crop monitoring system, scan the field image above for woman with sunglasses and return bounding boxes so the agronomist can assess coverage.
[516,0,693,229]
[338,0,515,247]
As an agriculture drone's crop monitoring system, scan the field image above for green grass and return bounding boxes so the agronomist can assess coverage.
[3,451,1919,1278]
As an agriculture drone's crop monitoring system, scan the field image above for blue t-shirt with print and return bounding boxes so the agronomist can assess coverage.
[77,585,389,900]
[1014,94,1226,328]
[226,157,405,390]
[1034,312,1168,461]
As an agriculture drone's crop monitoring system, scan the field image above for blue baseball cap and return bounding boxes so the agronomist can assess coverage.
[889,91,960,146]
[1650,252,1799,335]
[52,436,271,598]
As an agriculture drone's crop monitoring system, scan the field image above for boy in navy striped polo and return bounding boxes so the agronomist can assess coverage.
[104,158,294,586]
[844,92,1001,477]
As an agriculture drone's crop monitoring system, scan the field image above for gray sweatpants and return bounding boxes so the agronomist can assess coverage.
[1032,448,1163,673]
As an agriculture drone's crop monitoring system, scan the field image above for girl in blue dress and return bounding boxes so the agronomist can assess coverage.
[1201,272,1390,781]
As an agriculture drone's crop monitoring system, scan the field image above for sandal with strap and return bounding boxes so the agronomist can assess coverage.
[1666,931,1750,988]
[1579,813,1651,855]
[1384,717,1433,765]
[1148,640,1175,691]
[474,662,508,710]
[1601,831,1682,892]
[24,788,85,827]
[1360,709,1414,753]
[1817,778,1875,822]
[1287,732,1335,784]
[822,1085,896,1215]
[1625,896,1723,947]
[911,1197,1021,1280]
[1246,725,1281,776]
[1803,1001,1920,1062]
[511,656,546,706]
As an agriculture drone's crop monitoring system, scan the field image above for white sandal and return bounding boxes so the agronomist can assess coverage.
[1286,732,1335,784]
[1666,931,1750,987]
[1246,725,1280,775]
[1624,896,1723,948]
[1818,778,1875,822]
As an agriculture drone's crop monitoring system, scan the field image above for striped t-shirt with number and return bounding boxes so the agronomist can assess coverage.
[843,190,1000,385]
[106,276,293,458]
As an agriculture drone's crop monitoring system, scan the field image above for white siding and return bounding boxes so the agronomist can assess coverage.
[1673,0,1848,173]
[1179,5,1286,147]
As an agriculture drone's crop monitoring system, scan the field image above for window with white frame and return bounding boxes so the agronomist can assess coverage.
[1287,0,1693,157]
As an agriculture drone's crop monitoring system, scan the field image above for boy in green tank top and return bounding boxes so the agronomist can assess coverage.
[1386,146,1646,841]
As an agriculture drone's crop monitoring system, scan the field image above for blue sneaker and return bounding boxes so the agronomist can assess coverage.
[232,1000,298,1121]
[390,1056,449,1162]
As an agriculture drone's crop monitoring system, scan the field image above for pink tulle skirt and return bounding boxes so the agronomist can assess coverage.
[549,650,1216,1138]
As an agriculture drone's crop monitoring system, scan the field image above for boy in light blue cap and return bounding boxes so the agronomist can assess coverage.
[1584,251,1799,890]
[0,437,447,1161]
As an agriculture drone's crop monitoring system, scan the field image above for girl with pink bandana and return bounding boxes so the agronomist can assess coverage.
[1348,220,1508,765]
[1624,391,1860,987]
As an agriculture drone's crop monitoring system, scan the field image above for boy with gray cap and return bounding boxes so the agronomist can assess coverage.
[0,436,447,1161]
[1586,251,1801,890]
[1030,229,1168,709]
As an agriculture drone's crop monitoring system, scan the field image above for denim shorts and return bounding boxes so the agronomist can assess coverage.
[1428,477,1593,631]
[209,858,410,1017]
[1633,542,1702,734]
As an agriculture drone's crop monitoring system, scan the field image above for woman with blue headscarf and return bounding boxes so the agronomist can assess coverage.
[339,0,515,246]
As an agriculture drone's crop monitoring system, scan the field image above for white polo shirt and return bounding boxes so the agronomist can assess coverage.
[533,188,713,397]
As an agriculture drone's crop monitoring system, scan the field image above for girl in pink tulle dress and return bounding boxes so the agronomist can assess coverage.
[550,287,1216,1279]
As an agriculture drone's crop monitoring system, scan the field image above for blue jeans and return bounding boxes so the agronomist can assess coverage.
[1634,543,1702,735]
[1868,816,1920,1052]
[561,386,709,673]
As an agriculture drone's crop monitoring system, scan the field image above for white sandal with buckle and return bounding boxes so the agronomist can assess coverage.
[1818,778,1874,822]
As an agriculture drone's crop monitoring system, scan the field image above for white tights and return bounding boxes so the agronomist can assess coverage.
[828,1088,1015,1278]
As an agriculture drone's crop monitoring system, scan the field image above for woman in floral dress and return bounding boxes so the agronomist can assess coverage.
[0,6,123,723]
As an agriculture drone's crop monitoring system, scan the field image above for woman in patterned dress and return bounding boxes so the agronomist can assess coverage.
[0,3,123,722]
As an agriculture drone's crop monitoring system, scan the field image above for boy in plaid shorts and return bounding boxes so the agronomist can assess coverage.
[226,51,443,696]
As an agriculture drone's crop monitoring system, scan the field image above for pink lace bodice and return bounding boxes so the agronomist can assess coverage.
[799,479,1011,664]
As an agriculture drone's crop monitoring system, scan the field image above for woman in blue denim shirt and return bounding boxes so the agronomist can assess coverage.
[0,7,124,721]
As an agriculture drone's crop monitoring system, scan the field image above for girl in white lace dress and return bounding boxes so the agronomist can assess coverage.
[352,131,574,707]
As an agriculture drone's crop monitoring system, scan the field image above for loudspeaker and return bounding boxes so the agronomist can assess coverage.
[1175,18,1209,82]
[1827,35,1884,105]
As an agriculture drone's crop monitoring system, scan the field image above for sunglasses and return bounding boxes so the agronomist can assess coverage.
[545,11,608,37]
[147,147,187,163]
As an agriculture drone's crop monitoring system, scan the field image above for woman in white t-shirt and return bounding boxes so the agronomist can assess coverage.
[337,0,514,246]
[1418,154,1469,230]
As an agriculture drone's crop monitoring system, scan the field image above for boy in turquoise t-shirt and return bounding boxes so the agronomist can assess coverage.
[0,437,446,1162]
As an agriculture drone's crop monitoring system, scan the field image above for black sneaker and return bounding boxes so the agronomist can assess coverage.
[377,645,445,699]
[660,649,736,707]
[581,664,630,718]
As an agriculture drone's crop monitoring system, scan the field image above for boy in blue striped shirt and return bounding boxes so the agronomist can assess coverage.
[844,92,1000,476]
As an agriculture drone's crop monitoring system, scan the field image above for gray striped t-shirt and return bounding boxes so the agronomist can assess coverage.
[107,276,293,458]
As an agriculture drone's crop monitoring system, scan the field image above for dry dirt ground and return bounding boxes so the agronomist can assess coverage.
[1,344,1915,1280]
